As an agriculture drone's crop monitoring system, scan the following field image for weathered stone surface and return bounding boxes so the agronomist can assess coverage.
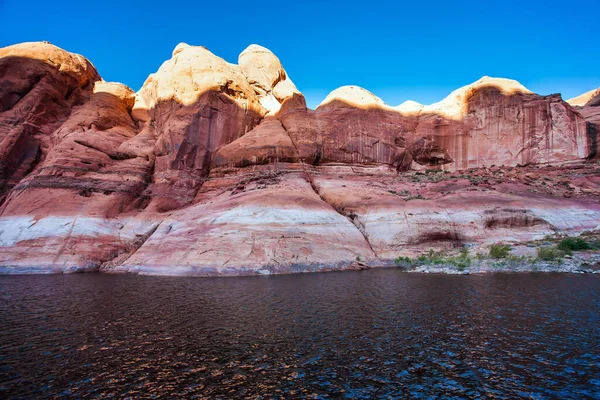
[112,171,379,275]
[212,119,299,170]
[132,44,267,211]
[413,87,589,169]
[568,87,600,160]
[0,42,599,276]
[280,77,590,171]
[309,165,600,260]
[0,77,159,272]
[280,105,413,168]
[0,42,99,201]
[238,44,304,116]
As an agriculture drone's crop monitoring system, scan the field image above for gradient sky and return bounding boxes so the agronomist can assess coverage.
[1,0,598,109]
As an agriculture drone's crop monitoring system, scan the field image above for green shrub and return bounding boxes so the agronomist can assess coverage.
[394,256,412,265]
[557,237,591,253]
[537,247,565,261]
[450,258,471,270]
[415,249,471,270]
[489,244,511,259]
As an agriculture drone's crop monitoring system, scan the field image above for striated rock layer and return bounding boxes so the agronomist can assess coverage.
[0,42,599,275]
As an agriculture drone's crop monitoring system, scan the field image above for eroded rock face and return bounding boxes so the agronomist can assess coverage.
[568,87,600,160]
[212,119,299,171]
[0,42,100,202]
[128,43,306,212]
[279,78,590,171]
[415,87,589,169]
[309,166,600,260]
[112,172,379,276]
[283,108,414,169]
[0,42,599,275]
[0,78,160,271]
[132,44,266,211]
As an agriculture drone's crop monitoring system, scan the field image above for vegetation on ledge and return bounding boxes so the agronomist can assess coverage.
[393,233,600,273]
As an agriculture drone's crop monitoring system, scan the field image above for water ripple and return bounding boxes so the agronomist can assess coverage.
[0,272,599,398]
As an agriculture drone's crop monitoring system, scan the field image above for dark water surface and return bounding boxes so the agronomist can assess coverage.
[1,271,599,399]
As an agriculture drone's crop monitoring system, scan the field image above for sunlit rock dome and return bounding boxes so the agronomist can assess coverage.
[567,88,600,107]
[421,76,532,118]
[318,85,388,109]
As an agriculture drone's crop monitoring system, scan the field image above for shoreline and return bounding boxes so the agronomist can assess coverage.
[1,254,599,276]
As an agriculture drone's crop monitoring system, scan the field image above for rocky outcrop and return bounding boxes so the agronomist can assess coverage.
[238,44,304,116]
[568,88,600,107]
[279,77,589,171]
[280,100,414,169]
[112,171,379,276]
[0,78,159,272]
[309,165,600,260]
[0,42,99,203]
[568,87,600,160]
[0,42,599,275]
[212,119,300,171]
[129,43,306,212]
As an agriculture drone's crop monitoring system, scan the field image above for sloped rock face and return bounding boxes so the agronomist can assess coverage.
[0,42,599,275]
[0,79,159,272]
[309,165,600,260]
[568,88,600,107]
[0,42,100,203]
[5,80,149,210]
[112,171,379,276]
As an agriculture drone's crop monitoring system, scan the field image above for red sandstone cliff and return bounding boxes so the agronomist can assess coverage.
[0,42,599,275]
[568,89,600,160]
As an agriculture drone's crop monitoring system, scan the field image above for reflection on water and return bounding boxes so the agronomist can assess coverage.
[0,271,599,398]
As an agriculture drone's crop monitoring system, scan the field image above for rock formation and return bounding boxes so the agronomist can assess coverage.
[568,88,600,160]
[0,42,99,203]
[568,88,600,107]
[0,41,599,275]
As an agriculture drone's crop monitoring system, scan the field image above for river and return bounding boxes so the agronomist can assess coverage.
[1,271,599,398]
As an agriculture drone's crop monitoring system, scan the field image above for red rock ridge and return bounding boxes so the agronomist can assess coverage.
[0,42,598,275]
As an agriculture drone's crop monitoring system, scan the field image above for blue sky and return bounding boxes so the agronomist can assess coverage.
[1,0,598,109]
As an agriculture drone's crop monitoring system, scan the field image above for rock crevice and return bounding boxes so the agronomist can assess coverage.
[303,170,381,262]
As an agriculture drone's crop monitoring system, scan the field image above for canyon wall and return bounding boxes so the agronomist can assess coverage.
[0,42,599,275]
